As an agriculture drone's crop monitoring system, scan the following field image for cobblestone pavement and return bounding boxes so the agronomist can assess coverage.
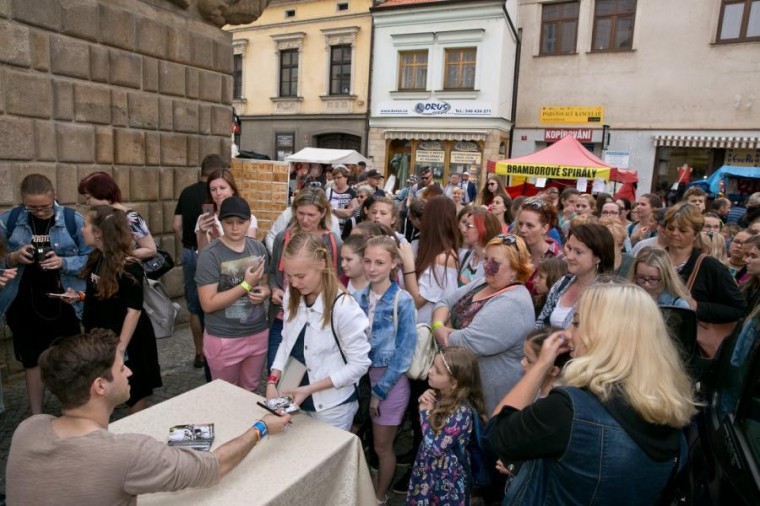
[0,324,412,505]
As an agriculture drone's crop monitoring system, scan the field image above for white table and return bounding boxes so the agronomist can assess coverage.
[110,380,377,505]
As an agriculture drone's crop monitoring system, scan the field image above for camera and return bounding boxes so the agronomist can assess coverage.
[29,244,52,263]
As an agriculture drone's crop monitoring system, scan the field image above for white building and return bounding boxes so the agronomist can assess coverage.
[368,0,518,189]
[513,0,760,196]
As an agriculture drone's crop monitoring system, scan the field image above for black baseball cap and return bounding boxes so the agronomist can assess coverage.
[366,169,382,179]
[218,195,251,220]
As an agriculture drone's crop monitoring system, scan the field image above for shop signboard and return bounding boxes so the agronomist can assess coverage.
[603,151,630,169]
[726,149,760,167]
[376,100,493,117]
[544,129,594,142]
[416,150,445,163]
[540,106,604,125]
[450,151,482,164]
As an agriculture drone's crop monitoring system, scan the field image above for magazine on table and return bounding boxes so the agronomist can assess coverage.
[168,423,215,451]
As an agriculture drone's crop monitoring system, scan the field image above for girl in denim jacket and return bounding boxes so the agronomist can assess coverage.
[356,236,417,505]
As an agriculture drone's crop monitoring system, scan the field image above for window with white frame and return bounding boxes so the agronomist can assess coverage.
[232,39,248,100]
[443,47,477,90]
[398,50,428,91]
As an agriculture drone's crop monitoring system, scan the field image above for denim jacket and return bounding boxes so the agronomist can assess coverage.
[657,290,691,309]
[535,274,575,329]
[0,203,90,318]
[356,282,417,400]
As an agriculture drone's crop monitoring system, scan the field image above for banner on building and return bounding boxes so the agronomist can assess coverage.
[540,106,604,125]
[377,100,493,117]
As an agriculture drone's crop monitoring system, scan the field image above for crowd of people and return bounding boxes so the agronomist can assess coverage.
[3,158,760,505]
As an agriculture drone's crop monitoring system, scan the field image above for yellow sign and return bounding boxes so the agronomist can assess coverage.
[495,162,610,181]
[540,106,604,125]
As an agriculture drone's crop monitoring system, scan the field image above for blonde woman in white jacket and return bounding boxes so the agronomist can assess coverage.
[267,232,370,431]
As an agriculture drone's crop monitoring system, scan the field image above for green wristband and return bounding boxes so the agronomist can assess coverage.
[240,280,253,292]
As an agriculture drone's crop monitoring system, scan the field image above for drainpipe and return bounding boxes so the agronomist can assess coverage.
[365,2,378,159]
[503,2,521,157]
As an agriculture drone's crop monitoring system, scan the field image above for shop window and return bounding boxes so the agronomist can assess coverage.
[443,48,476,90]
[717,0,760,42]
[279,49,299,98]
[450,141,483,184]
[540,1,580,55]
[275,132,295,161]
[233,54,243,99]
[330,45,352,95]
[398,51,428,91]
[415,141,446,182]
[591,0,637,52]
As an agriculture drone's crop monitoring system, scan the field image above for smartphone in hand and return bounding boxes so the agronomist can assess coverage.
[202,204,214,216]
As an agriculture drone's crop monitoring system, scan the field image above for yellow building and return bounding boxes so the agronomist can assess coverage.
[227,0,373,159]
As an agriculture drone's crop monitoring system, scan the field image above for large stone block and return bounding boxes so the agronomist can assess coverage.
[159,97,173,131]
[199,71,222,103]
[142,56,158,92]
[127,92,159,129]
[174,168,198,199]
[35,120,57,161]
[161,201,176,237]
[210,105,231,136]
[0,19,31,67]
[11,0,60,31]
[198,136,220,162]
[186,135,199,167]
[99,4,134,50]
[148,201,164,233]
[74,83,111,124]
[50,35,90,79]
[112,166,130,200]
[173,100,198,133]
[0,0,9,18]
[111,89,128,126]
[61,0,98,41]
[114,129,145,165]
[130,167,160,202]
[56,123,95,163]
[90,45,109,83]
[221,137,231,162]
[30,30,49,71]
[53,80,74,120]
[167,27,190,65]
[221,75,233,105]
[0,163,15,205]
[109,49,141,89]
[136,17,167,59]
[0,116,34,160]
[6,71,50,119]
[159,167,174,200]
[56,163,81,204]
[160,133,187,166]
[145,131,160,166]
[159,60,186,97]
[198,105,211,135]
[214,40,233,74]
[95,126,113,164]
[189,32,213,70]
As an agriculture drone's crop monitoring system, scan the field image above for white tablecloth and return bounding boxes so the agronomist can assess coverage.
[110,380,376,505]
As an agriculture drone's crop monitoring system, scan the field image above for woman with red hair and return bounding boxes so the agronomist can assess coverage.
[78,172,157,261]
[458,208,502,287]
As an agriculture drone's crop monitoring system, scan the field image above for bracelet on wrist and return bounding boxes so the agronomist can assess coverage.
[266,374,279,385]
[403,270,415,275]
[240,280,253,292]
[431,321,444,332]
[252,419,268,439]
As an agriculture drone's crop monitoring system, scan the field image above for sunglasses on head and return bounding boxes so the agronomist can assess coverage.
[498,234,518,246]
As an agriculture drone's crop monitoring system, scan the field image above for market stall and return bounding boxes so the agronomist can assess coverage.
[685,165,760,200]
[493,136,638,198]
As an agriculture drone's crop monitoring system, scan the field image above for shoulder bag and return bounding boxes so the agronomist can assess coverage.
[686,254,737,357]
[143,275,179,338]
[389,289,434,380]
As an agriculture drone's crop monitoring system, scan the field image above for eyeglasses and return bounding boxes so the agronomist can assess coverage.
[463,222,475,229]
[487,182,497,186]
[24,203,54,213]
[635,275,662,286]
[307,181,323,189]
[498,234,518,246]
[601,210,620,216]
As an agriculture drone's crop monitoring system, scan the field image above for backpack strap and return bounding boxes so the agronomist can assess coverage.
[5,205,23,238]
[6,205,77,239]
[330,292,349,364]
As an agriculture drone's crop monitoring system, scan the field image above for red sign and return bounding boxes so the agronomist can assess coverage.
[544,129,593,142]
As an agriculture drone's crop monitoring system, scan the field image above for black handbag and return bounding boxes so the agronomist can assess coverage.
[143,248,175,280]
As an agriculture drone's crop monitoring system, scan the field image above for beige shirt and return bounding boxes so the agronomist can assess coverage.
[7,415,220,506]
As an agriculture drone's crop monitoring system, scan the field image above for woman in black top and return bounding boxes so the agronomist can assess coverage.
[77,206,162,413]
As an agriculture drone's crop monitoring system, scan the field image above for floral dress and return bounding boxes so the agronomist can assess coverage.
[407,404,473,506]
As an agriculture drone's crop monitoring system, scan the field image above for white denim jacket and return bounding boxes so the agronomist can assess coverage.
[273,290,370,412]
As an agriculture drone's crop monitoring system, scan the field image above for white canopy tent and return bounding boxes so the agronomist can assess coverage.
[285,147,371,166]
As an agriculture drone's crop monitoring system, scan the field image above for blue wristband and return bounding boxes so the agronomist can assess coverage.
[252,419,268,439]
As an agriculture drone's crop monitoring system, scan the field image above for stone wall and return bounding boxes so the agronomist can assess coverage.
[0,0,235,380]
[230,158,289,237]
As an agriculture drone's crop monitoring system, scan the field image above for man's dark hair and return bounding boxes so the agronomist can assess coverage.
[39,329,121,409]
[712,197,730,212]
[201,154,226,178]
